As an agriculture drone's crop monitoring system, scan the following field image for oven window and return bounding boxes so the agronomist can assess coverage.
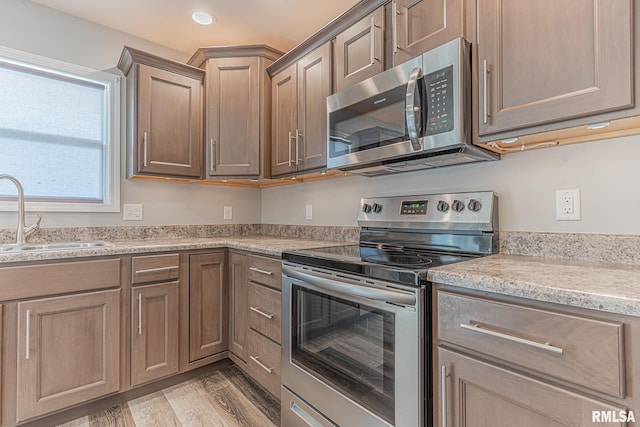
[291,285,395,424]
[328,86,409,159]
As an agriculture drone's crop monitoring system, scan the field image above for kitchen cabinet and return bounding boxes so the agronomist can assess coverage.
[439,348,629,427]
[16,289,120,422]
[271,43,331,176]
[434,287,640,427]
[391,0,463,65]
[117,47,204,179]
[333,6,384,92]
[245,254,282,397]
[131,282,179,386]
[191,47,281,178]
[228,251,248,361]
[189,252,228,362]
[476,0,633,137]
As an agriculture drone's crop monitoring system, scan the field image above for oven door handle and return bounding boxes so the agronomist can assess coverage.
[283,265,416,306]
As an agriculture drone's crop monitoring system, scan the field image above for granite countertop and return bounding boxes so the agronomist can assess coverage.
[0,236,349,264]
[428,254,640,317]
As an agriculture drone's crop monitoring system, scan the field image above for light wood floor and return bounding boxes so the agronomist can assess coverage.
[56,366,280,427]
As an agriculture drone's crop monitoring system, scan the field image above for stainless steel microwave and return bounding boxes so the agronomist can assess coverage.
[327,38,498,176]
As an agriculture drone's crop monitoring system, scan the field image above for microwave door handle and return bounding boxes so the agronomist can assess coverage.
[405,65,423,151]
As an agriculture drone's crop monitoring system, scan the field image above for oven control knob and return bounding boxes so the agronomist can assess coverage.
[437,200,450,213]
[452,199,465,212]
[372,203,382,213]
[362,203,372,213]
[468,199,482,212]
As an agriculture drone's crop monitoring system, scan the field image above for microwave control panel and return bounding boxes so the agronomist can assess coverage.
[425,65,454,135]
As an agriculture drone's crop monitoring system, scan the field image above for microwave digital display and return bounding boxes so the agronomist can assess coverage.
[400,200,427,215]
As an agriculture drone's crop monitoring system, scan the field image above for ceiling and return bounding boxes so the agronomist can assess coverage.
[30,0,361,55]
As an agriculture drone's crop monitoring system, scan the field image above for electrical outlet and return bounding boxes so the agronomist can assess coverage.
[305,204,313,220]
[123,204,143,221]
[223,206,232,220]
[556,189,581,220]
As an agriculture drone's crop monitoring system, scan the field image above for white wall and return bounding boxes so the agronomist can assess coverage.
[0,0,261,229]
[261,135,640,235]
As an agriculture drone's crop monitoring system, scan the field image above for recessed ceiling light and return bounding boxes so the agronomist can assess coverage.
[192,11,214,25]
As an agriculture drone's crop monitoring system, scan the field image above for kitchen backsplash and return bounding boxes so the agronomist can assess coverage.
[2,225,638,264]
[0,224,360,244]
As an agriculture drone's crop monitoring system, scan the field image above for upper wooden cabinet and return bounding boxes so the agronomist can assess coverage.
[477,0,634,137]
[333,6,385,92]
[271,43,331,176]
[189,46,283,179]
[118,47,204,179]
[392,0,464,65]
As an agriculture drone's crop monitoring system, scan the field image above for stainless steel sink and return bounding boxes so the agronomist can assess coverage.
[0,241,112,253]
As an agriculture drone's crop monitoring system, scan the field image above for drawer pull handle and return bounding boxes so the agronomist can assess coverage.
[460,323,564,355]
[249,267,273,276]
[138,293,142,335]
[249,355,274,373]
[250,306,274,319]
[291,402,323,427]
[135,265,179,275]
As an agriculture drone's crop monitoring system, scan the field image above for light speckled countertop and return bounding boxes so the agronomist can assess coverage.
[428,254,640,317]
[0,236,348,264]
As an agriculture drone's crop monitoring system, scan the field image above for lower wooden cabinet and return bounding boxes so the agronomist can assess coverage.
[438,348,629,427]
[189,252,228,362]
[246,328,281,397]
[229,251,248,361]
[131,282,179,386]
[16,289,120,422]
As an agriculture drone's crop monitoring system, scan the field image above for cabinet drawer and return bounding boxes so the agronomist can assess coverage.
[437,291,625,397]
[247,329,281,397]
[247,254,281,290]
[248,282,281,344]
[131,253,180,284]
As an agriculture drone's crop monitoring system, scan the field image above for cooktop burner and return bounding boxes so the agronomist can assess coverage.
[364,253,434,267]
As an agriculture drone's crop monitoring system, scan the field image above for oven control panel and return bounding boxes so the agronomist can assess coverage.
[358,191,497,232]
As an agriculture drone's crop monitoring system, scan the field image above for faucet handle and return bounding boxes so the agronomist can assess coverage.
[24,214,42,238]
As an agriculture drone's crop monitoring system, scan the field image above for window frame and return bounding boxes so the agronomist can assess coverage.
[0,46,120,213]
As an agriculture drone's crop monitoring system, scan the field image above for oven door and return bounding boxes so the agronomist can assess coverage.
[282,264,425,427]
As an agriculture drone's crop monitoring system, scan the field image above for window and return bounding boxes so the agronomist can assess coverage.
[0,47,120,212]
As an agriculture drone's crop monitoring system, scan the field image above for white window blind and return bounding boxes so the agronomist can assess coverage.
[0,47,120,212]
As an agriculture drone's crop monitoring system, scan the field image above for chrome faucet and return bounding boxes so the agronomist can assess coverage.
[0,174,41,244]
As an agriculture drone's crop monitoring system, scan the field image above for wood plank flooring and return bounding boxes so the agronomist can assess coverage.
[56,366,280,427]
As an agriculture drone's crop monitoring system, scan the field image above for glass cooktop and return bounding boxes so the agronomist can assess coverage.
[282,244,475,287]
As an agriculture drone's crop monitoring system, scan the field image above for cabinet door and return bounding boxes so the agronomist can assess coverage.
[189,253,228,362]
[16,290,120,422]
[137,63,203,178]
[297,42,331,172]
[437,348,629,427]
[392,0,462,65]
[477,0,633,136]
[271,64,298,176]
[131,282,179,386]
[228,252,248,360]
[334,7,384,92]
[206,57,261,177]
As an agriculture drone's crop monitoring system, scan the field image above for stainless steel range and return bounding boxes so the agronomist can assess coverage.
[281,191,498,427]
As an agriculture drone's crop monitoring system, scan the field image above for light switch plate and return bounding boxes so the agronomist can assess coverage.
[305,204,313,220]
[123,204,143,221]
[224,206,232,220]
